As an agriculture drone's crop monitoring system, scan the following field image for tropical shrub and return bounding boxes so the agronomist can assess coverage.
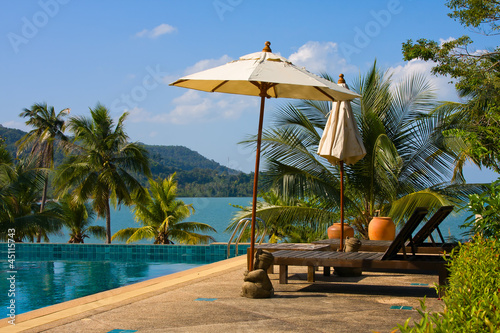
[228,190,333,243]
[462,178,500,238]
[397,236,500,332]
[0,159,63,242]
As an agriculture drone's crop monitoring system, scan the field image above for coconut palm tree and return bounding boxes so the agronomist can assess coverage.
[55,104,150,243]
[112,174,216,244]
[229,62,481,239]
[58,196,105,243]
[17,102,70,242]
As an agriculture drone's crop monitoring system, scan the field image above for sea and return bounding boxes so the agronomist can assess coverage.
[48,197,253,244]
[46,197,472,244]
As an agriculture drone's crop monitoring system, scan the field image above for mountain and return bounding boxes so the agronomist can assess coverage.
[0,125,25,155]
[0,124,256,197]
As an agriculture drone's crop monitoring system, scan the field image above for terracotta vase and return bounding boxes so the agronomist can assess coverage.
[368,217,396,240]
[327,223,355,239]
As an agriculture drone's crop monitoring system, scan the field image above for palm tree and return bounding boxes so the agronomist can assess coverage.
[55,104,150,243]
[17,102,69,242]
[229,189,334,243]
[112,174,216,244]
[0,139,14,198]
[0,159,63,242]
[229,62,481,239]
[58,196,105,243]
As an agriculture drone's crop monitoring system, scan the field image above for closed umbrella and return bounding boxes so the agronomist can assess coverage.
[317,74,366,251]
[171,42,361,269]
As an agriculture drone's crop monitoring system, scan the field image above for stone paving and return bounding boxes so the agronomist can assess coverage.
[0,256,444,333]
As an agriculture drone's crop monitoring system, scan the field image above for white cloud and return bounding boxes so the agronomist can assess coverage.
[134,23,177,39]
[184,55,233,75]
[388,59,459,102]
[164,90,257,124]
[125,107,153,123]
[288,41,357,75]
[439,37,456,46]
[439,36,487,57]
[125,90,258,125]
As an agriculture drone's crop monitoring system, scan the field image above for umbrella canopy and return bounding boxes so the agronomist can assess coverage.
[171,42,361,270]
[317,74,366,250]
[171,42,360,102]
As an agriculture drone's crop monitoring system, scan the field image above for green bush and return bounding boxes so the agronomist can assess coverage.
[462,178,500,238]
[397,236,500,332]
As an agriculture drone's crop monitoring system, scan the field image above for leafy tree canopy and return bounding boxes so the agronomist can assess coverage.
[402,0,500,172]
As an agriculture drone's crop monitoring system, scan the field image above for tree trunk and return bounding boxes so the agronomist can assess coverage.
[105,200,111,244]
[36,177,49,243]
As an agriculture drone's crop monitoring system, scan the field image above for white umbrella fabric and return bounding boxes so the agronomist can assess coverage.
[317,74,366,251]
[171,42,361,270]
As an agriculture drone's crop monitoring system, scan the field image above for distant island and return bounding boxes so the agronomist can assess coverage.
[0,124,258,197]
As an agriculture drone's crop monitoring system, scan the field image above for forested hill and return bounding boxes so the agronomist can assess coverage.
[0,125,256,197]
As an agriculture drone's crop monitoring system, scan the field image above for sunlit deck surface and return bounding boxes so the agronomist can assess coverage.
[0,254,445,333]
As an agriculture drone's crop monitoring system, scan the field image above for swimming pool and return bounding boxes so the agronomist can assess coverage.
[1,260,202,314]
[0,243,250,315]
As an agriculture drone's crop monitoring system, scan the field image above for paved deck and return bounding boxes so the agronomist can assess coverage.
[0,255,444,333]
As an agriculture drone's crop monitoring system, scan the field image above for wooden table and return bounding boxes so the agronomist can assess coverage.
[246,243,331,271]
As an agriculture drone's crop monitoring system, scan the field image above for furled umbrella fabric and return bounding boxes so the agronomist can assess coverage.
[171,42,361,270]
[317,74,366,250]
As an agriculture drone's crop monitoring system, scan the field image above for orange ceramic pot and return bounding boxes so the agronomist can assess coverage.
[327,223,355,239]
[368,217,396,240]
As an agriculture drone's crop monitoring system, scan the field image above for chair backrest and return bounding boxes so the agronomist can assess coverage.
[382,207,428,260]
[412,206,454,246]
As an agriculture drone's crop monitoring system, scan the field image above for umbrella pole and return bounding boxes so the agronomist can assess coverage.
[249,94,266,271]
[340,160,344,251]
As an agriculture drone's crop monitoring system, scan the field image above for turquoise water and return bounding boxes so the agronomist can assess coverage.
[48,197,253,244]
[0,260,201,315]
[417,209,471,241]
[0,241,249,315]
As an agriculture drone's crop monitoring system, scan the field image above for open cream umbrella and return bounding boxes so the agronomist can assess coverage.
[317,74,366,251]
[171,42,360,270]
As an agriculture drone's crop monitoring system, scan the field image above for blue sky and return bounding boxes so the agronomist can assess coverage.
[1,0,497,183]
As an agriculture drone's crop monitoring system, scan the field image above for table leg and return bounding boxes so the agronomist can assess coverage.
[279,265,288,284]
[307,266,315,282]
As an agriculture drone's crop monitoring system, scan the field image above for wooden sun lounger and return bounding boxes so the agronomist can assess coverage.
[272,250,448,293]
[272,207,449,296]
[412,205,454,247]
[255,243,331,252]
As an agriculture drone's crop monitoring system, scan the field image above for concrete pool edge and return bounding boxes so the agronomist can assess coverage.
[0,255,247,332]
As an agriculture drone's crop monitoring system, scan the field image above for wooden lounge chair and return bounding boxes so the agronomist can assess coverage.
[272,207,449,296]
[412,205,454,248]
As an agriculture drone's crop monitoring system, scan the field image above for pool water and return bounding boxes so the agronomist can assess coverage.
[0,260,202,315]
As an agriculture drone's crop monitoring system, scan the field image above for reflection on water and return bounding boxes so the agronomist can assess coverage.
[0,260,201,314]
